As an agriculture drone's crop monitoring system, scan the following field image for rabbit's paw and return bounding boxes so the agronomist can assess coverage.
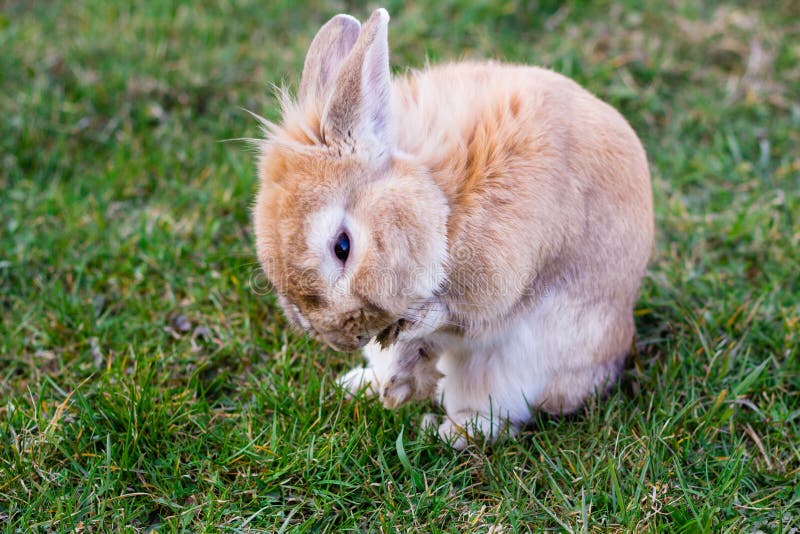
[437,416,472,450]
[380,372,414,409]
[419,413,441,434]
[337,367,380,398]
[437,412,517,450]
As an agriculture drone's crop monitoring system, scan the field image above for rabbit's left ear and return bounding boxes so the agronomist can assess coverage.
[298,14,361,105]
[321,8,393,164]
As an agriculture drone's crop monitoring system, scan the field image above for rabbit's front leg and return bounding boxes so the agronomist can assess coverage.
[378,339,441,408]
[377,298,448,407]
[338,298,447,406]
[337,339,441,408]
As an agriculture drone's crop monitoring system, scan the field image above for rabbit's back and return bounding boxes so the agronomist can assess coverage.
[393,62,653,330]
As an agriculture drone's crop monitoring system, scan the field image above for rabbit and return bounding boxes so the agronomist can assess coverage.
[252,8,654,449]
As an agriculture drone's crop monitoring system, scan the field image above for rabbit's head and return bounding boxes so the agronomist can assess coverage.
[253,10,449,351]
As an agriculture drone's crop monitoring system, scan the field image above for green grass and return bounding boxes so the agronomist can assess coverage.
[1,0,798,530]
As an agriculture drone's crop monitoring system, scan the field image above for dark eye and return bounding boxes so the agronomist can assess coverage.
[333,232,350,262]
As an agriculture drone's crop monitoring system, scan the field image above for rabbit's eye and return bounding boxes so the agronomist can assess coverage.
[334,232,350,262]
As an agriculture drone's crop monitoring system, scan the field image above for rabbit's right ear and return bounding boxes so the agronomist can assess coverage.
[298,14,361,104]
[321,9,393,165]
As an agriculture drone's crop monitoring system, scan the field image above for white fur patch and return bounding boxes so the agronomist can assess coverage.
[433,294,560,424]
[305,203,346,285]
[305,203,371,295]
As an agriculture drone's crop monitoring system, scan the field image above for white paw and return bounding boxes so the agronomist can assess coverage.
[438,418,470,450]
[436,412,516,450]
[336,367,379,398]
[380,373,413,409]
[419,413,440,434]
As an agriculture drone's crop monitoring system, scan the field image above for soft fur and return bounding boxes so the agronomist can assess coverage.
[252,8,654,448]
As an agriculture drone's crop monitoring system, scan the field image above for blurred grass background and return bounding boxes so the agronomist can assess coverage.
[1,0,798,530]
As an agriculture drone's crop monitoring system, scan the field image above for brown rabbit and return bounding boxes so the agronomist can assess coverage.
[252,8,653,448]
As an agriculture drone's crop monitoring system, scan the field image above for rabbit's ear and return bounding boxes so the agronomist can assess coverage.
[322,9,393,164]
[298,14,361,104]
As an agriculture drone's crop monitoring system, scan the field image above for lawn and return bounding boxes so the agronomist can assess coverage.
[1,0,798,531]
